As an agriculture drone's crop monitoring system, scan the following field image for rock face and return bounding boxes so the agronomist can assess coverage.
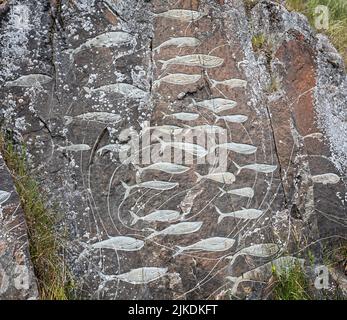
[0,0,346,299]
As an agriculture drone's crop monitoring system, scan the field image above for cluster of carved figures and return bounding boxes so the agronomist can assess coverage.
[1,5,343,299]
[88,9,289,295]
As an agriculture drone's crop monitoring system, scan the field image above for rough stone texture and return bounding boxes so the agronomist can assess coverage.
[0,0,346,299]
[0,155,38,300]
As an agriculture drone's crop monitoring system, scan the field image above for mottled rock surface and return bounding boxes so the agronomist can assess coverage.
[0,0,346,299]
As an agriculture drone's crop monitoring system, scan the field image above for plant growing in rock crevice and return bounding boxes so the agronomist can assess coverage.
[252,33,266,51]
[251,33,281,93]
[270,261,311,300]
[0,131,74,300]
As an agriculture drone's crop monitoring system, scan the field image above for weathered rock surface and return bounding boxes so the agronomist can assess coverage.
[0,0,346,299]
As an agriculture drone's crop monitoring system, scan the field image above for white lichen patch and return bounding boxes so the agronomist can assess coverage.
[315,35,347,173]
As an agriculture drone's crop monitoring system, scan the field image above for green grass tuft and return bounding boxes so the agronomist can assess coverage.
[0,131,74,300]
[286,0,347,65]
[271,262,311,300]
[252,33,267,50]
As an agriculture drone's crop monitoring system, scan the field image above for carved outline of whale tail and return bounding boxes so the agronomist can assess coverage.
[183,98,198,111]
[132,163,143,176]
[225,253,239,267]
[232,161,242,175]
[145,228,159,240]
[76,249,90,264]
[195,172,203,182]
[172,246,185,258]
[75,241,92,263]
[161,111,169,119]
[153,43,162,53]
[121,180,131,200]
[158,59,168,70]
[129,211,140,226]
[83,86,92,94]
[215,206,225,224]
[210,79,218,88]
[218,187,227,197]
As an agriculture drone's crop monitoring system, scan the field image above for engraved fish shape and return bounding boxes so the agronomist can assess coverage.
[91,236,144,251]
[211,78,247,88]
[146,221,203,239]
[130,210,181,225]
[0,190,11,205]
[134,162,190,176]
[155,9,205,22]
[116,267,169,285]
[214,114,248,124]
[84,83,147,99]
[311,173,340,185]
[154,37,201,52]
[65,112,121,124]
[218,187,254,198]
[173,237,236,257]
[215,206,263,223]
[153,73,201,88]
[159,54,224,70]
[142,124,184,135]
[226,256,305,297]
[162,112,200,121]
[189,98,237,113]
[186,124,225,134]
[211,142,257,155]
[97,144,129,155]
[233,161,277,174]
[156,137,208,158]
[5,74,52,88]
[67,31,134,57]
[195,172,236,184]
[58,144,91,152]
[121,180,179,200]
[226,243,280,266]
[304,132,323,140]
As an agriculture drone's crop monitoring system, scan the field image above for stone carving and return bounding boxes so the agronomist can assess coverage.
[0,0,345,300]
